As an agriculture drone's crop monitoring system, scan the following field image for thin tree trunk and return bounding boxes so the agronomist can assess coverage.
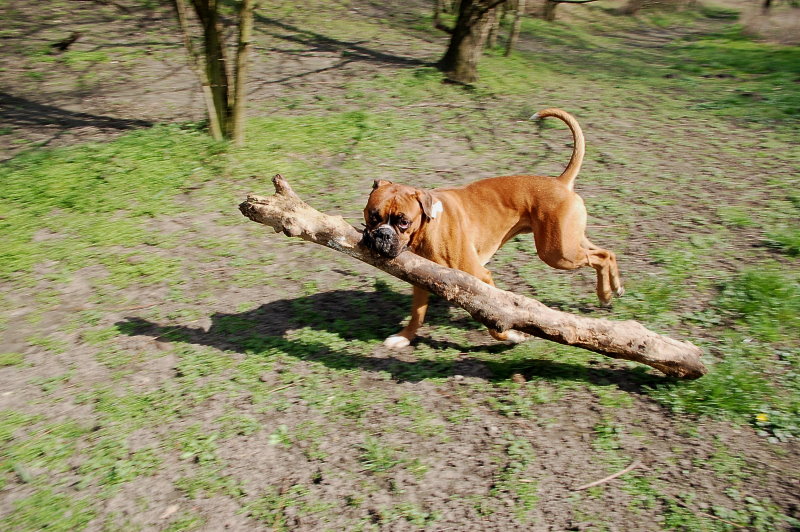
[239,175,708,380]
[192,0,230,137]
[231,0,256,145]
[487,8,500,48]
[174,0,224,140]
[542,0,557,21]
[505,0,525,56]
[620,0,643,15]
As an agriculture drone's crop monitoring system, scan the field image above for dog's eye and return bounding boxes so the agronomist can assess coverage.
[396,219,410,230]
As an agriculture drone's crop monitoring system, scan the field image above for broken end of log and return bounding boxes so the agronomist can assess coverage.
[651,357,707,380]
[238,197,258,215]
[238,197,285,235]
[640,339,707,379]
[238,199,260,223]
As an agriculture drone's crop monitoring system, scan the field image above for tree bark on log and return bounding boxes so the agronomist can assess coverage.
[239,175,708,380]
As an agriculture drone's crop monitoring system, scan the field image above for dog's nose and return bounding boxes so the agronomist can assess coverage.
[374,225,394,240]
[367,224,399,257]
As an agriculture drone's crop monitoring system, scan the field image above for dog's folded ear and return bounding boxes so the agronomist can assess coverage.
[373,179,392,190]
[416,189,442,220]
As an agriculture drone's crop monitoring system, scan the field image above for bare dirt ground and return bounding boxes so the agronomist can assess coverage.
[1,0,799,531]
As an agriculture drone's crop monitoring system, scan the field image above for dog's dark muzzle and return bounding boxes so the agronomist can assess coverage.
[362,225,404,258]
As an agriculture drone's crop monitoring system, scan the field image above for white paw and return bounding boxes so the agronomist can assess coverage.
[384,335,411,349]
[505,330,529,344]
[615,286,625,297]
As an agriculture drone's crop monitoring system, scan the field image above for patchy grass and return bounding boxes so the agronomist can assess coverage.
[0,0,798,529]
[1,488,96,531]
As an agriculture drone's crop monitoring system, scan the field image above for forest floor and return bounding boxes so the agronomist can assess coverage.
[1,0,799,530]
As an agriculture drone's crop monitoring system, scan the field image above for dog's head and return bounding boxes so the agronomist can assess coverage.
[361,179,441,258]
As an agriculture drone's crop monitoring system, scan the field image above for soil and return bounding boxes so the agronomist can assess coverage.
[1,1,798,531]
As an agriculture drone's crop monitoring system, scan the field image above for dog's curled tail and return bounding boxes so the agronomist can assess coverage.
[531,108,585,191]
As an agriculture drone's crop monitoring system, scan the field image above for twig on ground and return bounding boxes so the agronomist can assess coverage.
[405,102,487,110]
[573,460,642,490]
[265,381,302,395]
[115,303,159,312]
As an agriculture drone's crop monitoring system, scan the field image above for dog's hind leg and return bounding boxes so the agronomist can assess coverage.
[582,237,624,299]
[584,247,616,305]
[533,205,623,306]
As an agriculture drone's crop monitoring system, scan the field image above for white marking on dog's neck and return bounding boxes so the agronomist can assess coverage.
[429,200,443,219]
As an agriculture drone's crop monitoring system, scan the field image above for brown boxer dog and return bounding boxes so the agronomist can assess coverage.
[361,108,623,348]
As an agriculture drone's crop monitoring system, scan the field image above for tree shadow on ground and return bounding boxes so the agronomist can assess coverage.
[256,15,429,67]
[0,91,155,159]
[117,285,667,391]
[0,91,153,130]
[250,15,431,87]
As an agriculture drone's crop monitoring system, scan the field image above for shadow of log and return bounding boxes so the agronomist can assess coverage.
[115,286,667,391]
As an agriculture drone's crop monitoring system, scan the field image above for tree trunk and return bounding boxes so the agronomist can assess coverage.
[231,0,256,145]
[191,0,230,136]
[438,0,505,84]
[175,0,257,142]
[434,0,443,26]
[238,175,708,380]
[505,0,526,56]
[542,0,557,21]
[620,0,644,15]
[487,6,500,49]
[174,0,224,140]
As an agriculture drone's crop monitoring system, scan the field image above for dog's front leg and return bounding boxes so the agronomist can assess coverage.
[384,285,429,348]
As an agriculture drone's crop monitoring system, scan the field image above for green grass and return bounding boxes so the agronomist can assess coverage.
[716,267,800,342]
[358,436,404,473]
[490,436,539,522]
[163,513,206,532]
[0,124,219,283]
[1,488,96,531]
[244,484,336,531]
[78,437,162,489]
[672,28,800,120]
[0,352,24,366]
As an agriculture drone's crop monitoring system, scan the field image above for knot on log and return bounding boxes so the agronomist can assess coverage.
[273,174,299,198]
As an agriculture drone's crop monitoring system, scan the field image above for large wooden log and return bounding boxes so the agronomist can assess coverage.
[239,175,708,379]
